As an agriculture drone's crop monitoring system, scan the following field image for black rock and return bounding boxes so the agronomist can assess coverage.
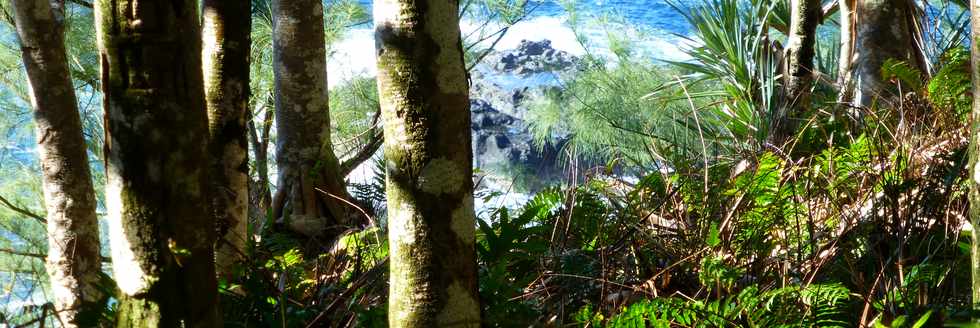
[518,39,551,56]
[489,39,579,76]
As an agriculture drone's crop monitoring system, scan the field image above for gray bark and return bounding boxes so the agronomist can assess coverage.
[844,0,926,107]
[374,0,481,326]
[837,0,853,103]
[11,0,103,326]
[247,110,272,232]
[271,0,356,238]
[94,0,220,326]
[203,0,251,279]
[775,0,821,143]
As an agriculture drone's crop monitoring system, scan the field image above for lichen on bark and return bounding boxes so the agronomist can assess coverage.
[270,0,358,238]
[374,0,481,326]
[203,0,251,279]
[845,0,926,108]
[774,0,821,144]
[95,0,221,325]
[11,0,105,325]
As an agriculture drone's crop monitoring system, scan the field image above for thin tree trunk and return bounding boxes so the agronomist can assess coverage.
[374,0,481,326]
[845,0,926,108]
[95,0,220,326]
[11,0,103,326]
[775,0,821,144]
[271,0,356,238]
[968,0,980,316]
[247,112,272,231]
[837,0,854,103]
[203,0,251,279]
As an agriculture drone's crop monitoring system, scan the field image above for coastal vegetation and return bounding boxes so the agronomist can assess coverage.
[0,0,978,326]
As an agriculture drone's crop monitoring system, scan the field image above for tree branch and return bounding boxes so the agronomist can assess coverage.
[340,130,383,177]
[340,108,384,176]
[0,247,45,259]
[0,247,111,262]
[66,0,93,9]
[0,194,46,225]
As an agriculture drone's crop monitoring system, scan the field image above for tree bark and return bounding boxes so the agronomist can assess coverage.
[844,0,926,107]
[374,0,481,326]
[837,0,854,104]
[271,0,356,238]
[11,0,103,326]
[969,0,980,317]
[94,0,220,326]
[775,0,821,144]
[203,0,251,280]
[247,110,272,231]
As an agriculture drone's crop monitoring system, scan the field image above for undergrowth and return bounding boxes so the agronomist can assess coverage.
[209,0,977,326]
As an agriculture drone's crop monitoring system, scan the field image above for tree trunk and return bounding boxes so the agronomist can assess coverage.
[775,0,821,144]
[837,0,853,104]
[374,0,481,326]
[11,0,103,326]
[203,0,251,279]
[271,0,356,238]
[969,0,980,316]
[94,0,220,326]
[247,111,272,231]
[844,0,926,107]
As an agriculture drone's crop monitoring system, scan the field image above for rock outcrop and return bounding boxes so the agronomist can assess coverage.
[469,39,579,191]
[490,39,579,76]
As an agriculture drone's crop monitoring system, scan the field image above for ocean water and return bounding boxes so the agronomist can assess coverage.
[329,0,695,86]
[338,0,699,208]
[357,0,693,34]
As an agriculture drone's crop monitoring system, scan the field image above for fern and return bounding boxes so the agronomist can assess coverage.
[927,47,971,118]
[726,152,785,256]
[595,283,851,327]
[881,58,924,91]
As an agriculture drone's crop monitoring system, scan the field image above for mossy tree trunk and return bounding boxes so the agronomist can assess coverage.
[774,0,821,144]
[270,0,356,238]
[94,0,221,326]
[374,0,481,326]
[11,0,103,325]
[969,0,980,316]
[203,0,251,279]
[844,0,926,107]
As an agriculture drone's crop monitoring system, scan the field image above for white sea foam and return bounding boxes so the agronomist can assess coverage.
[463,16,588,56]
[326,15,691,87]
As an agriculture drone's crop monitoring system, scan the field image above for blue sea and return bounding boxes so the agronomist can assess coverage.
[356,0,694,35]
[330,0,696,85]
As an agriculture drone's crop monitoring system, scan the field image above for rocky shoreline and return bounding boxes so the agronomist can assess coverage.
[469,39,580,193]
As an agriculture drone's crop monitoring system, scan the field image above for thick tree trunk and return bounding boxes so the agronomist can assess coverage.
[203,0,251,279]
[775,0,821,143]
[271,0,356,238]
[969,0,980,316]
[844,0,926,107]
[11,0,103,326]
[374,0,481,326]
[94,0,220,326]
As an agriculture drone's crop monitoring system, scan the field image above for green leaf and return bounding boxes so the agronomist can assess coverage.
[911,310,932,328]
[880,58,923,90]
[707,222,721,247]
